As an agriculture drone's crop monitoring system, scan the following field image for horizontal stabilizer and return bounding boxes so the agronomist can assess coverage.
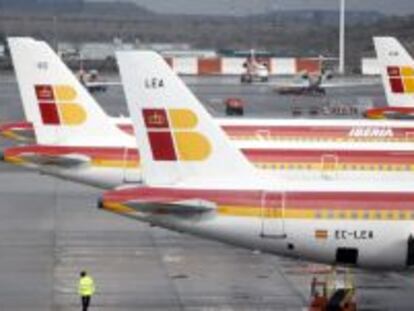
[104,198,216,217]
[20,152,90,168]
[133,199,216,214]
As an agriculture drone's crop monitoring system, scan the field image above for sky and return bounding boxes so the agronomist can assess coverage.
[92,0,414,16]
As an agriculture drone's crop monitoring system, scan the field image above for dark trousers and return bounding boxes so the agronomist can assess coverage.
[81,296,91,311]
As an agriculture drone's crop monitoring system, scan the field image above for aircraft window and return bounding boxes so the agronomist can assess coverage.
[399,212,406,220]
[375,212,382,219]
[351,212,358,219]
[327,211,334,219]
[315,211,322,219]
[287,243,295,250]
[387,212,394,219]
[339,212,346,219]
[363,212,369,219]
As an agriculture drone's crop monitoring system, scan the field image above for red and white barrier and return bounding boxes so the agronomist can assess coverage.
[165,57,321,76]
[271,58,296,75]
[172,57,198,75]
[221,58,246,75]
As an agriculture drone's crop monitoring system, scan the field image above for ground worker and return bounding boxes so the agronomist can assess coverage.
[78,271,95,311]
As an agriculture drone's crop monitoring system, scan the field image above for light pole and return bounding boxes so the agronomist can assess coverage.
[339,0,346,74]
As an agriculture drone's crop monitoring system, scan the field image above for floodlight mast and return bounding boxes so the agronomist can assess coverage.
[339,0,346,74]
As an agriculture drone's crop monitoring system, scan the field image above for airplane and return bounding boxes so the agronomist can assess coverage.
[364,37,414,120]
[273,53,379,97]
[5,37,414,190]
[4,37,139,189]
[98,50,414,270]
[273,69,380,97]
[77,69,122,93]
[274,68,333,96]
[240,49,269,83]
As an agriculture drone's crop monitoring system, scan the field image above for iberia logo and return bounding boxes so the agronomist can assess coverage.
[35,84,87,126]
[142,108,211,161]
[387,66,414,94]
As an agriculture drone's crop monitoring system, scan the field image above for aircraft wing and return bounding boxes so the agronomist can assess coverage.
[272,78,380,89]
[84,81,121,87]
[272,81,308,88]
[320,79,380,88]
[19,153,91,168]
[0,121,35,143]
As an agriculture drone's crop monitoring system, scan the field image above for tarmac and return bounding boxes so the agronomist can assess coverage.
[1,74,414,310]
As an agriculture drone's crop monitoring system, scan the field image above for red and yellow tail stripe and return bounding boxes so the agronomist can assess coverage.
[387,66,414,94]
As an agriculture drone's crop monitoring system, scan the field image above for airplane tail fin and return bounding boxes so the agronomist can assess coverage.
[8,37,131,146]
[374,37,414,108]
[116,51,258,186]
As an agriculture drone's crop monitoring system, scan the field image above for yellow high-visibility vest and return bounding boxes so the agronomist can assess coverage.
[78,276,95,296]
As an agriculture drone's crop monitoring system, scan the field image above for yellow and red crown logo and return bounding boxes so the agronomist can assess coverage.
[142,108,211,161]
[387,66,414,94]
[35,84,87,126]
